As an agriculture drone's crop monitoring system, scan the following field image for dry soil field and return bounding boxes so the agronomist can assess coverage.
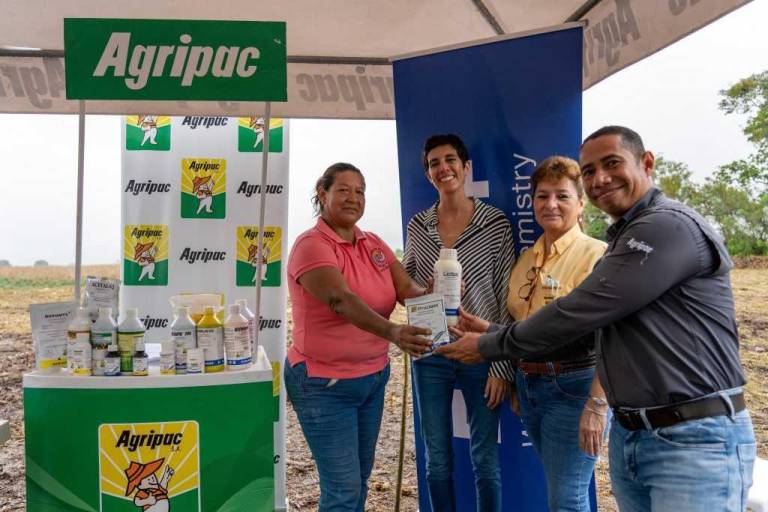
[1,264,766,511]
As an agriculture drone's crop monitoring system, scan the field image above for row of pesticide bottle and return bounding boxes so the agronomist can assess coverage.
[65,299,257,376]
[169,300,256,374]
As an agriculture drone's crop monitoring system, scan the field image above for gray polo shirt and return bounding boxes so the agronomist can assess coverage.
[478,188,746,408]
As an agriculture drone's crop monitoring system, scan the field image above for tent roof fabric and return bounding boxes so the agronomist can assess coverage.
[1,0,586,56]
[0,0,752,118]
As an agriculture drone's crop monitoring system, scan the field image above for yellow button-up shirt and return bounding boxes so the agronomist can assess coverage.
[508,224,607,322]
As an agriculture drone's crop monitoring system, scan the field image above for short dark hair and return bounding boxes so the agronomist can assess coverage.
[311,162,365,216]
[531,156,584,198]
[582,125,646,161]
[422,134,469,171]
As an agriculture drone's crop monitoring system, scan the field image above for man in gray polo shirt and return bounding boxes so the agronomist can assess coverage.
[437,126,755,511]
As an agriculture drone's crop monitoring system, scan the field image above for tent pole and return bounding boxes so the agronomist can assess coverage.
[254,102,272,354]
[74,100,86,304]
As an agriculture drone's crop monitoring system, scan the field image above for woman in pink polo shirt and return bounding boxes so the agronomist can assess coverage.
[285,162,432,512]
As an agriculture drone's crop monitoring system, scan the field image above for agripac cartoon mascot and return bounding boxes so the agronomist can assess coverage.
[192,175,215,215]
[137,115,158,146]
[249,117,266,148]
[135,242,157,281]
[248,243,270,283]
[124,458,175,512]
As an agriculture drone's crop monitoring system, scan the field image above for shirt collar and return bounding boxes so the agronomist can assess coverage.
[531,223,583,265]
[606,187,662,241]
[424,198,488,228]
[315,217,366,245]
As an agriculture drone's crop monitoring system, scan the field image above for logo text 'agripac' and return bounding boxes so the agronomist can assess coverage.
[93,33,261,90]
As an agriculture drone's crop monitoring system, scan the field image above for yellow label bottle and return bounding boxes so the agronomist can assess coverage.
[197,306,224,373]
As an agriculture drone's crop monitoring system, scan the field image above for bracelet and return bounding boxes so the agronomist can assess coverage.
[589,395,609,407]
[585,406,607,417]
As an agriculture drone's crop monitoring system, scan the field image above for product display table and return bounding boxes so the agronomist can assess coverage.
[24,347,276,512]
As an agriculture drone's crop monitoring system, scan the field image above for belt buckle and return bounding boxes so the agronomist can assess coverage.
[616,409,642,430]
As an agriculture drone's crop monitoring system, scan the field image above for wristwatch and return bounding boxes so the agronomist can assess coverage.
[589,395,609,407]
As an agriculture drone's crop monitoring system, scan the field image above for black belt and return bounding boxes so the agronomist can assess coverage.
[613,392,746,431]
[518,359,595,376]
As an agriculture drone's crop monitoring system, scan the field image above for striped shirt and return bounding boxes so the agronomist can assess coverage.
[403,199,515,380]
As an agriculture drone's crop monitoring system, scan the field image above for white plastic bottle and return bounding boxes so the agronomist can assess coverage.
[69,334,93,376]
[224,304,252,370]
[91,307,116,376]
[433,248,462,326]
[160,340,176,375]
[67,307,92,374]
[170,307,197,374]
[235,299,256,354]
[118,308,145,376]
[186,348,204,374]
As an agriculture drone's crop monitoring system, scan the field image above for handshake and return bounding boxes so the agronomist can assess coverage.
[390,307,489,364]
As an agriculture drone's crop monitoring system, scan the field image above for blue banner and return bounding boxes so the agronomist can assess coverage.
[394,26,594,511]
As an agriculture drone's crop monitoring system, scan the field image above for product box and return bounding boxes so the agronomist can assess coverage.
[405,293,450,358]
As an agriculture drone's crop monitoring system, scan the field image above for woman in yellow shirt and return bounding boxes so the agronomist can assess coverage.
[461,156,607,512]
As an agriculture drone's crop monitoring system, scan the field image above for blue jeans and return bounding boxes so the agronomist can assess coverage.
[516,367,598,512]
[284,359,390,512]
[412,354,501,512]
[609,402,755,512]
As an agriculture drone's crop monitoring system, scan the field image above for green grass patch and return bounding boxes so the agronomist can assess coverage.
[0,277,74,289]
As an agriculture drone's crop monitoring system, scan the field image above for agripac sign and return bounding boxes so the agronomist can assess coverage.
[63,18,287,101]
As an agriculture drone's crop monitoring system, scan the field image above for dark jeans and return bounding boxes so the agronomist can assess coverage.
[412,354,501,512]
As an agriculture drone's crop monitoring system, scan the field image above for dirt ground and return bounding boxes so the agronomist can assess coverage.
[1,264,766,511]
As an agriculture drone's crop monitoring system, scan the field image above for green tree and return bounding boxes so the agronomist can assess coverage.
[719,70,768,146]
[697,178,768,256]
[583,202,609,240]
[715,70,768,254]
[654,156,701,204]
[718,70,768,193]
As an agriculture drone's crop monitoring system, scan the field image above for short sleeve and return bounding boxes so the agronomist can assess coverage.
[288,235,339,282]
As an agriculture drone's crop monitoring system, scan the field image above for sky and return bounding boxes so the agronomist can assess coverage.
[2,0,767,266]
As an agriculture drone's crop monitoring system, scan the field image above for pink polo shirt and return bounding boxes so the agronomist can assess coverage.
[287,218,397,378]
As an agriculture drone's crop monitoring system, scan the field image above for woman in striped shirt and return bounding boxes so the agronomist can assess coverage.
[403,134,515,512]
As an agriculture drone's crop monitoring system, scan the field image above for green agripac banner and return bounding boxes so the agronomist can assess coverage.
[63,18,287,101]
[24,365,276,512]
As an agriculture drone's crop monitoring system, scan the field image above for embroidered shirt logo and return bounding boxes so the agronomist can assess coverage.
[627,237,653,264]
[370,248,388,268]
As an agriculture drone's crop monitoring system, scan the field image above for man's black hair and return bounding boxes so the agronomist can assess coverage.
[581,125,646,161]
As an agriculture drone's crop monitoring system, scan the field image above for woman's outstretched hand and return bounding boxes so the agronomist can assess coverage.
[389,324,433,357]
[455,307,490,334]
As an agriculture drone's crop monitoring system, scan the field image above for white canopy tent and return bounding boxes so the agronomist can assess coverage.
[0,2,756,508]
[0,0,753,118]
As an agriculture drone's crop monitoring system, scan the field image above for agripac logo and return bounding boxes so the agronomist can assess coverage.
[180,158,226,219]
[236,226,281,287]
[123,225,169,286]
[63,19,287,101]
[125,115,171,151]
[98,421,200,511]
[237,117,283,153]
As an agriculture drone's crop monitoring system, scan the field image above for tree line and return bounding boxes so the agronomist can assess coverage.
[585,71,768,256]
